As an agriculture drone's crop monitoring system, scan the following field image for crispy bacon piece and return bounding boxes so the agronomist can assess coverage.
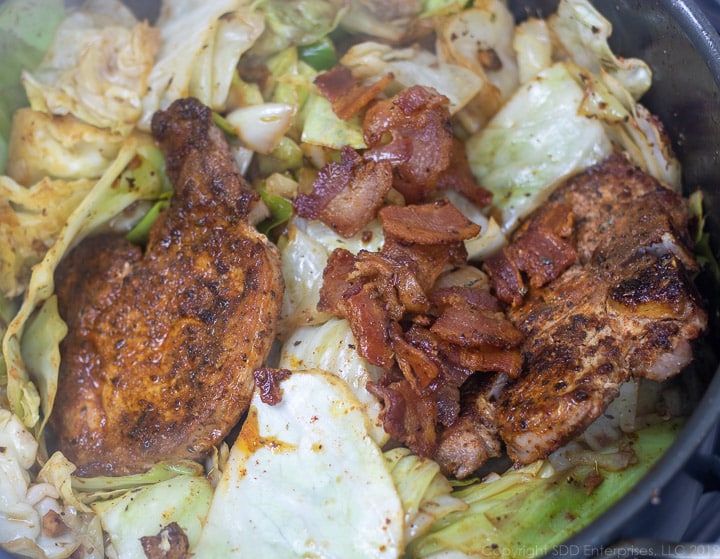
[364,85,454,203]
[318,198,522,471]
[295,146,393,237]
[254,368,292,405]
[141,523,189,559]
[314,65,394,120]
[379,198,481,244]
[484,201,577,306]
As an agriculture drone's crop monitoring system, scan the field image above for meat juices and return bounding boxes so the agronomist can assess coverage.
[50,98,283,476]
[486,154,707,464]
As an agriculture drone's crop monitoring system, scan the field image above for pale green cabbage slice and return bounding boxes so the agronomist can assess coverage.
[278,317,388,445]
[2,136,165,430]
[251,0,348,56]
[467,62,613,233]
[22,0,159,135]
[385,447,467,543]
[90,475,213,559]
[192,369,404,559]
[139,0,264,129]
[513,18,553,83]
[549,0,652,100]
[407,420,680,559]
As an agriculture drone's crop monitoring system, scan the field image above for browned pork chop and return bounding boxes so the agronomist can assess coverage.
[489,155,707,464]
[50,98,283,476]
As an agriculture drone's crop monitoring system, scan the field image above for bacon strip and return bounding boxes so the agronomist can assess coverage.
[364,85,454,203]
[314,65,394,120]
[380,198,481,244]
[294,146,392,237]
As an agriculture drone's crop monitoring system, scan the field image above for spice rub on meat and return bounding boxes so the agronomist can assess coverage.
[50,98,283,476]
[486,155,708,464]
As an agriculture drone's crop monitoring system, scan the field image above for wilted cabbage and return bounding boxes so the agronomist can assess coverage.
[340,42,484,115]
[193,369,404,559]
[22,0,159,135]
[466,62,613,233]
[340,0,465,43]
[549,0,652,100]
[251,0,348,56]
[466,59,679,234]
[278,317,388,444]
[91,475,213,559]
[512,17,553,83]
[139,0,265,129]
[385,447,467,542]
[436,0,519,131]
[7,109,126,185]
[0,175,93,298]
[408,420,680,559]
[0,410,103,559]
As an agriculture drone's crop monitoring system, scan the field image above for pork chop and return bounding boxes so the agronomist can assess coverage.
[488,155,707,464]
[50,98,284,476]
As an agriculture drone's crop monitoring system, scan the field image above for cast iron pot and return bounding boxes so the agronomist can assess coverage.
[5,1,720,557]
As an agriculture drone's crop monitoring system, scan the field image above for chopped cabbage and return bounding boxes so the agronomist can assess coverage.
[278,317,388,445]
[2,136,166,430]
[91,475,213,559]
[22,0,159,135]
[384,447,467,543]
[225,102,296,154]
[0,410,103,559]
[251,0,348,56]
[513,18,553,83]
[6,109,126,185]
[340,42,484,115]
[139,0,264,129]
[339,0,465,43]
[278,215,384,337]
[408,420,681,559]
[192,369,404,558]
[467,62,613,233]
[0,175,94,298]
[549,0,652,100]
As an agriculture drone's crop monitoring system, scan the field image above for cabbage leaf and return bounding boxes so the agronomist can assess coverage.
[6,109,126,185]
[278,215,384,337]
[0,410,103,559]
[251,0,348,56]
[549,0,651,100]
[467,62,612,233]
[2,136,166,431]
[91,475,213,559]
[407,420,681,558]
[139,0,264,129]
[0,174,94,298]
[278,317,388,445]
[22,0,159,135]
[192,369,404,559]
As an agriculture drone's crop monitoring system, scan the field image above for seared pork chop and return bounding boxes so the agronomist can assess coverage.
[51,98,283,476]
[489,155,707,464]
